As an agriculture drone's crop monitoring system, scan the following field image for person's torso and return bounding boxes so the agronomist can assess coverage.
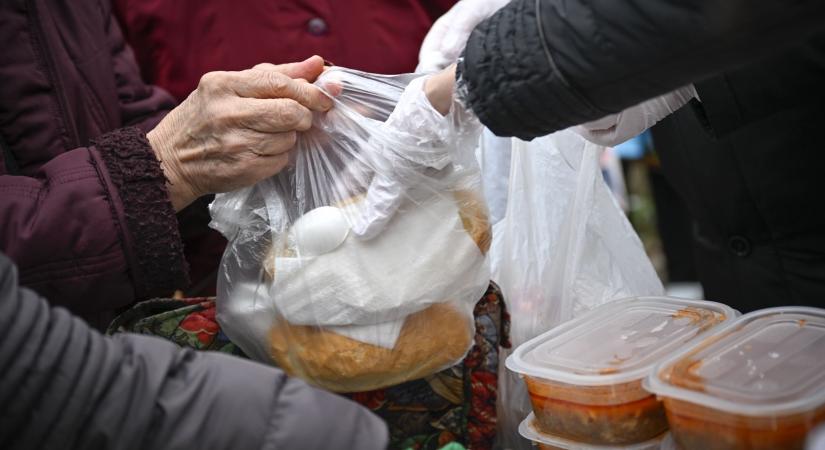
[113,0,456,101]
[0,0,124,175]
[655,104,825,244]
[652,35,825,309]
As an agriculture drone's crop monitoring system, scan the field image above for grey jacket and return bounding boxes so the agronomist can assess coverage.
[0,253,388,450]
[458,0,825,139]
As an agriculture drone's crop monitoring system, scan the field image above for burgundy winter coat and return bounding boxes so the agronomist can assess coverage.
[0,0,187,328]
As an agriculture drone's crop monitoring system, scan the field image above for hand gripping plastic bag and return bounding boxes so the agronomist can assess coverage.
[490,131,664,449]
[209,68,490,393]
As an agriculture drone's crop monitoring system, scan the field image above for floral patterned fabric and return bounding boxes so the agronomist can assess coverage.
[107,283,509,450]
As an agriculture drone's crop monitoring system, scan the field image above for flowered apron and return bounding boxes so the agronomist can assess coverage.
[108,283,509,450]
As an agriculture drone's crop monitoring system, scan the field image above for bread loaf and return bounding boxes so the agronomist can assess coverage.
[269,302,473,392]
[266,189,489,392]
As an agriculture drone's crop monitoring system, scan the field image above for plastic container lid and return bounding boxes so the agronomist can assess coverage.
[506,297,737,386]
[518,412,673,450]
[645,307,825,417]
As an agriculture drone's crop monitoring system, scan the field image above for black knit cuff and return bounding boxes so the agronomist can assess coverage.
[458,0,604,140]
[93,127,189,297]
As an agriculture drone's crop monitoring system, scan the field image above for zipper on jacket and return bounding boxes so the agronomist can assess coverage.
[26,0,80,149]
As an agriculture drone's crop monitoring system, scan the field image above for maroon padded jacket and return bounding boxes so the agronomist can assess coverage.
[0,0,187,329]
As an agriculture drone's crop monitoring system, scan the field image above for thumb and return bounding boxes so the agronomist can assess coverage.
[266,55,326,82]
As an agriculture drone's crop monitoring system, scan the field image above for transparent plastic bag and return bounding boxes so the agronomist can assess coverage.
[209,67,490,393]
[490,131,664,449]
[477,129,512,226]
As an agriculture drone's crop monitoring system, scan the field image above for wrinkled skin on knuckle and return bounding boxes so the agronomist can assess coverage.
[209,145,291,193]
[221,109,248,128]
[214,130,252,157]
[295,108,313,131]
[283,130,298,148]
[247,134,277,155]
[276,99,305,129]
[215,97,254,128]
[255,132,298,158]
[252,62,277,72]
[247,101,277,126]
[281,100,313,131]
[198,71,231,95]
[260,70,290,95]
[266,131,298,155]
[169,92,211,140]
[196,72,217,91]
[232,101,281,132]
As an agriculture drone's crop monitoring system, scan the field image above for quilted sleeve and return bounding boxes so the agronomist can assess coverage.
[458,0,825,139]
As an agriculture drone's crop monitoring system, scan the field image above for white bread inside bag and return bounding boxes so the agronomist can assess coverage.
[266,190,490,392]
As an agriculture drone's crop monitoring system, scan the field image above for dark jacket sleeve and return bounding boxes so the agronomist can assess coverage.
[458,0,825,139]
[0,128,187,323]
[0,5,186,323]
[0,253,388,450]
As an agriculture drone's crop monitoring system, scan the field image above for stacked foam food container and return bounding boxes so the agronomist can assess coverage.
[507,298,825,449]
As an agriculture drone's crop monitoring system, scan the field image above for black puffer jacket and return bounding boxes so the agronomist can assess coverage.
[0,253,388,450]
[459,0,825,139]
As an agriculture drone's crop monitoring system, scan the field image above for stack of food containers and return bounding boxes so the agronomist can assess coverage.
[519,412,675,450]
[645,307,825,450]
[507,297,737,448]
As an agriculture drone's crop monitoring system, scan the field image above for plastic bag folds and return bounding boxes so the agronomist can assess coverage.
[210,67,490,393]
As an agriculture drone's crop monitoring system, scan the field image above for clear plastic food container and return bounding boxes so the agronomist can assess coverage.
[645,307,825,450]
[507,297,736,445]
[519,412,673,450]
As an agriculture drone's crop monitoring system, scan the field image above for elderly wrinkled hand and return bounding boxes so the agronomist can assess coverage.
[416,0,510,72]
[573,85,697,147]
[147,56,333,211]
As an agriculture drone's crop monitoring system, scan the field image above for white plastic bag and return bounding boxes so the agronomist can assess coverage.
[490,131,664,449]
[209,68,490,393]
[477,129,512,226]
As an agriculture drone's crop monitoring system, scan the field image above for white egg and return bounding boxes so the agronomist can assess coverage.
[289,206,350,256]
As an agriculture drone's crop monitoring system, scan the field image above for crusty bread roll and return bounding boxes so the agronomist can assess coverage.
[265,189,489,392]
[269,302,473,392]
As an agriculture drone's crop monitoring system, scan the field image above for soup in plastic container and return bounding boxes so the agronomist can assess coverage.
[645,307,825,450]
[519,412,673,450]
[506,297,736,445]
